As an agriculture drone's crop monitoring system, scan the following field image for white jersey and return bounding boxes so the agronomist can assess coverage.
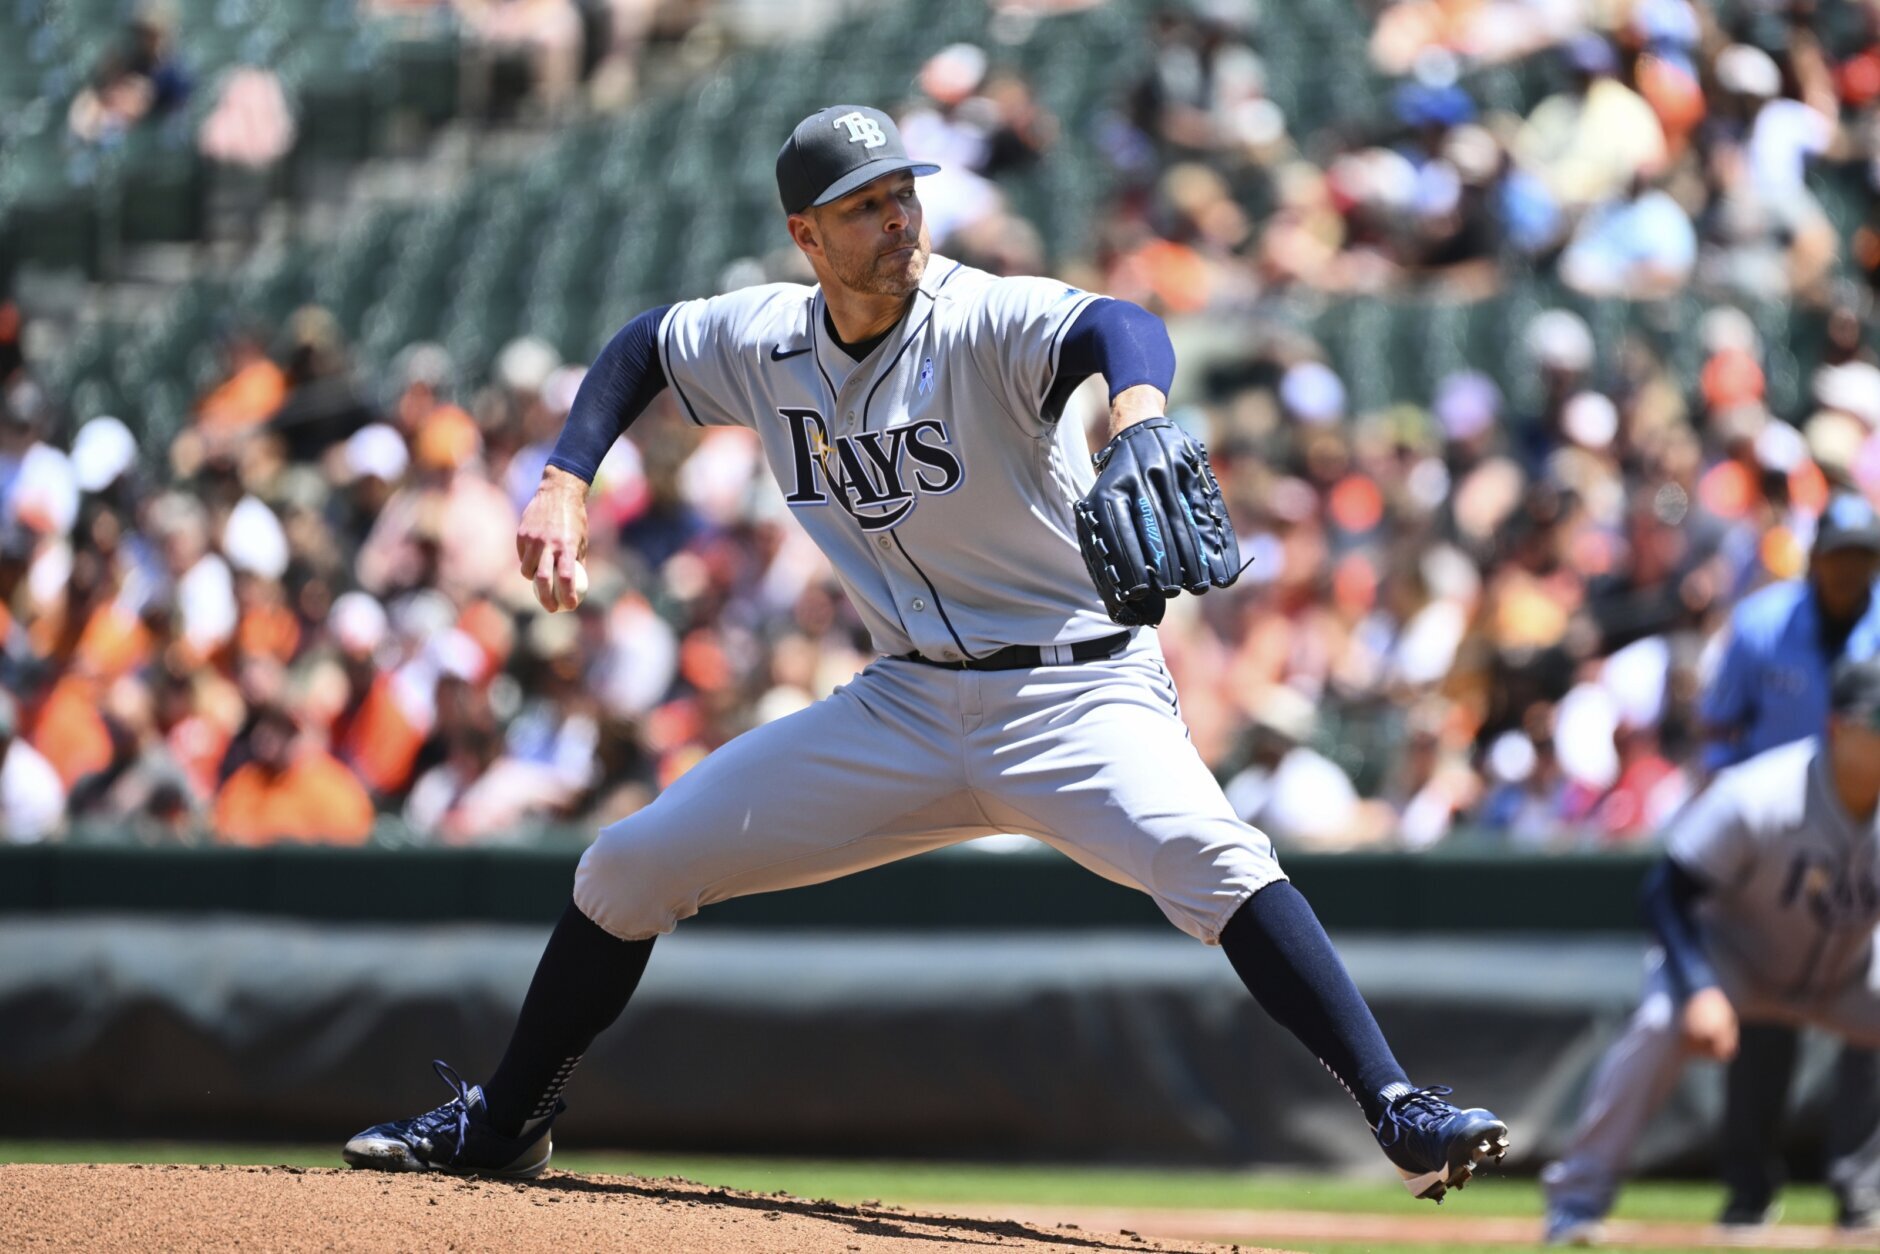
[1667,737,1880,999]
[657,255,1112,659]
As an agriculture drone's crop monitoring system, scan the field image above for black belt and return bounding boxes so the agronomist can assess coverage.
[895,631,1132,671]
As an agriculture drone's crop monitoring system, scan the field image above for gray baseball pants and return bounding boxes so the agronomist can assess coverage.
[1544,948,1880,1220]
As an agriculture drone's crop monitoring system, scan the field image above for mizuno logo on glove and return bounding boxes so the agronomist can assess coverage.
[1137,495,1166,569]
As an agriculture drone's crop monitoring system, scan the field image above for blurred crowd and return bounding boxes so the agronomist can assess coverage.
[1060,0,1874,308]
[9,0,1880,849]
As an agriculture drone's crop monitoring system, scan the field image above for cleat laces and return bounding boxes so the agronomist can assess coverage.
[405,1060,478,1164]
[1374,1084,1457,1146]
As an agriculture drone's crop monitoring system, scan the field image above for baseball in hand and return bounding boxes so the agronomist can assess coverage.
[539,557,589,612]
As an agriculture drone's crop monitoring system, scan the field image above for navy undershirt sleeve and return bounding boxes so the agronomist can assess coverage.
[545,303,674,483]
[1043,297,1176,422]
[1641,857,1720,998]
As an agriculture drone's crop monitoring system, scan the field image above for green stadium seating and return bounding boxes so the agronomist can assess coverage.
[34,0,1880,442]
[2,0,468,281]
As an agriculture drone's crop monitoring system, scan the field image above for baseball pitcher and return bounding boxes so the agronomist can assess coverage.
[339,105,1508,1199]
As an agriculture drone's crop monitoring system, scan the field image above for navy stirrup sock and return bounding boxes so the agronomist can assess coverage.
[483,887,1403,1136]
[482,898,655,1136]
[1221,881,1410,1126]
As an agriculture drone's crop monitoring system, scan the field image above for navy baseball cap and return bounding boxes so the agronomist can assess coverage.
[776,105,940,215]
[1831,656,1880,723]
[1816,493,1880,555]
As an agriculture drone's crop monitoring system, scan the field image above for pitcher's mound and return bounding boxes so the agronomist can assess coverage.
[1,1163,1292,1253]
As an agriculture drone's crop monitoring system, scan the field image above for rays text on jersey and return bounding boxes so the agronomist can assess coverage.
[779,408,964,532]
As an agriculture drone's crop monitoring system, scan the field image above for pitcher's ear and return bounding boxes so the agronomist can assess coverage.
[786,212,818,253]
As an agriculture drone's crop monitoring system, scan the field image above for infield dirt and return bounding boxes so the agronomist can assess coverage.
[0,1163,1285,1252]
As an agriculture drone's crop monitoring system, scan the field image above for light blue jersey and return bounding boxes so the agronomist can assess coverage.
[1700,579,1880,771]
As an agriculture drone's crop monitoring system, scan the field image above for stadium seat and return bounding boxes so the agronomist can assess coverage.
[70,0,1864,437]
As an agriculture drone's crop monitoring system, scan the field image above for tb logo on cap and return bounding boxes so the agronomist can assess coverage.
[832,111,887,148]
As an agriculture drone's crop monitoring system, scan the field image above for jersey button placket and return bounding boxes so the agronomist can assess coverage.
[912,598,926,612]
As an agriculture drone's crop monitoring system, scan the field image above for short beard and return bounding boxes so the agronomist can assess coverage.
[830,237,929,297]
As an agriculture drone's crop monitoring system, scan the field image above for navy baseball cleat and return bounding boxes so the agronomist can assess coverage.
[1717,1198,1779,1227]
[1543,1208,1605,1246]
[1835,1181,1878,1231]
[342,1060,562,1179]
[1373,1085,1510,1202]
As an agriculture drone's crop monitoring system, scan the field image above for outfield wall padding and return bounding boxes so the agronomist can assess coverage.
[0,844,1656,932]
[0,915,1851,1174]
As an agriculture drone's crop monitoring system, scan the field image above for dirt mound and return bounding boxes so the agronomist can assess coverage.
[978,1203,1875,1250]
[1,1163,1283,1253]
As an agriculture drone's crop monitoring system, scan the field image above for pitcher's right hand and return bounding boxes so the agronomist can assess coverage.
[518,465,590,612]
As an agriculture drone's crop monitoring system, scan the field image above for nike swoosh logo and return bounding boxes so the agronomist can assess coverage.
[770,345,811,361]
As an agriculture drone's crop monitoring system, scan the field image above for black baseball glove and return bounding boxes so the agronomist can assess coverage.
[1074,417,1241,627]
